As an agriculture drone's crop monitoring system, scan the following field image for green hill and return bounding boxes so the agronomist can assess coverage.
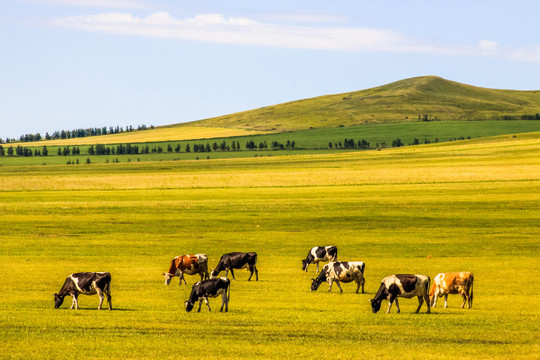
[180,76,540,132]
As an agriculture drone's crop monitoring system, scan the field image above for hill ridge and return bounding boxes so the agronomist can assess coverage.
[179,76,540,132]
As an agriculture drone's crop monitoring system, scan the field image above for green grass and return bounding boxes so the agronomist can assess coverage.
[0,135,539,359]
[185,76,540,131]
[2,120,540,166]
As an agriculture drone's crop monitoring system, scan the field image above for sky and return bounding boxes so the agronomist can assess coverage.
[1,0,540,139]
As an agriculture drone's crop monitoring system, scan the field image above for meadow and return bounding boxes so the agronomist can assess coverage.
[2,120,540,166]
[0,133,539,359]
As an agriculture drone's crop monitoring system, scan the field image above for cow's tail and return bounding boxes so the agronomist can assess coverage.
[332,246,338,261]
[227,279,231,303]
[469,274,474,308]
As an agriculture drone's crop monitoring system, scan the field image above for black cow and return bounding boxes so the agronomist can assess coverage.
[53,272,112,310]
[185,277,231,312]
[210,252,258,281]
[370,274,430,314]
[310,261,365,293]
[302,246,337,272]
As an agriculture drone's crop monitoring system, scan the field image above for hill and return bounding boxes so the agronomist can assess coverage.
[179,76,540,132]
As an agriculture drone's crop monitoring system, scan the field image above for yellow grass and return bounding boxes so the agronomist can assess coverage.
[2,133,539,191]
[10,126,268,147]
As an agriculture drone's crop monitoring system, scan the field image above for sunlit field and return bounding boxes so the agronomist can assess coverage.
[0,134,539,359]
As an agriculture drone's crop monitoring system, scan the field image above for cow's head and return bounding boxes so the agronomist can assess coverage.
[210,269,219,279]
[162,272,174,285]
[184,300,194,313]
[310,278,322,291]
[301,259,308,272]
[369,298,382,313]
[53,293,64,309]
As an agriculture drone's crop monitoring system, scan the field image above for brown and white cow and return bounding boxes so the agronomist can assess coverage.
[310,261,365,293]
[163,254,209,285]
[370,274,431,314]
[429,272,474,309]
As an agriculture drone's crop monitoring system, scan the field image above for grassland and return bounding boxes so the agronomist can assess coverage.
[182,76,540,131]
[0,133,539,359]
[3,120,540,166]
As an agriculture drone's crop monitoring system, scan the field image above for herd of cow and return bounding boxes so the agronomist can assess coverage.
[52,246,474,314]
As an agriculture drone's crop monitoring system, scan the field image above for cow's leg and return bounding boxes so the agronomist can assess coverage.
[394,298,401,314]
[386,294,397,314]
[253,266,259,281]
[335,280,344,293]
[96,288,104,310]
[204,296,211,312]
[327,279,333,292]
[247,265,255,281]
[361,278,365,294]
[106,291,112,310]
[71,294,79,310]
[316,262,320,273]
[424,293,431,313]
[431,293,438,307]
[220,291,228,312]
[444,294,449,308]
[414,296,424,313]
[355,280,360,294]
[229,267,235,281]
[197,299,203,312]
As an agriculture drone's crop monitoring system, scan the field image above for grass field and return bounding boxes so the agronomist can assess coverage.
[0,133,539,359]
[3,120,540,166]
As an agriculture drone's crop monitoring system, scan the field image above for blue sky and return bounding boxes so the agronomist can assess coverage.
[1,0,539,139]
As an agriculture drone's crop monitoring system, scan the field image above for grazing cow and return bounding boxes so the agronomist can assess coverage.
[163,254,209,285]
[310,261,365,293]
[210,252,258,281]
[370,274,430,314]
[302,246,338,272]
[429,272,474,309]
[185,277,231,312]
[53,272,112,310]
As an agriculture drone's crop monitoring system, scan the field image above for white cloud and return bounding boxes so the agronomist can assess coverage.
[53,12,540,63]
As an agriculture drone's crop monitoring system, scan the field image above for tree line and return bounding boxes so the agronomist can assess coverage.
[0,139,298,157]
[1,124,154,144]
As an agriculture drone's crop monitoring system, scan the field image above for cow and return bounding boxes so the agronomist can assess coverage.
[185,277,231,312]
[163,254,209,285]
[310,261,365,293]
[429,272,474,309]
[53,272,112,310]
[370,274,430,314]
[301,246,338,273]
[210,252,258,281]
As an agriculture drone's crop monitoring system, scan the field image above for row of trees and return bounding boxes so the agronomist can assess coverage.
[329,138,370,149]
[1,124,153,144]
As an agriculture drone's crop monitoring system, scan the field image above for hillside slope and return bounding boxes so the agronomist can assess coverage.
[179,76,540,132]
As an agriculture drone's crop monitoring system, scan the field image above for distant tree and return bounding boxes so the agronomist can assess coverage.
[175,144,181,153]
[185,144,191,152]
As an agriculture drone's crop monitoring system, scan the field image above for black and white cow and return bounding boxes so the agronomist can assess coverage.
[185,277,231,312]
[302,246,338,272]
[210,252,258,281]
[370,274,430,314]
[53,272,112,310]
[310,261,365,293]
